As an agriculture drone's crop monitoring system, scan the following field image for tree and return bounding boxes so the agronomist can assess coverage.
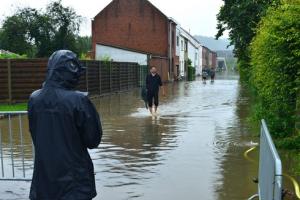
[250,0,300,140]
[76,36,92,56]
[46,0,81,54]
[0,29,3,49]
[0,0,81,58]
[0,10,37,57]
[215,0,279,81]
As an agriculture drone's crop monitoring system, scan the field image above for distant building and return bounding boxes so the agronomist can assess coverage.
[211,51,217,69]
[180,28,201,76]
[217,57,227,71]
[91,0,216,81]
[201,46,217,71]
[92,0,178,82]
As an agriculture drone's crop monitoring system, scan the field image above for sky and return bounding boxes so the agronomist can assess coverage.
[0,0,226,38]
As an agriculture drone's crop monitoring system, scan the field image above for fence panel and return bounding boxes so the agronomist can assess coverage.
[100,62,111,94]
[120,64,128,90]
[258,119,282,200]
[138,65,148,87]
[0,59,141,103]
[86,61,100,96]
[0,111,33,181]
[111,62,120,92]
[11,59,47,102]
[0,60,8,102]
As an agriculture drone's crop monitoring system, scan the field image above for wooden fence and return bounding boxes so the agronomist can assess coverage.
[0,59,143,103]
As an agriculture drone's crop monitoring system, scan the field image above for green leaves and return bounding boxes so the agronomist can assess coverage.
[216,0,279,82]
[218,0,300,144]
[250,1,300,139]
[0,0,82,58]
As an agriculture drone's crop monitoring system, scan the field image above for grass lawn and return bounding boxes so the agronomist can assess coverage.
[0,103,27,112]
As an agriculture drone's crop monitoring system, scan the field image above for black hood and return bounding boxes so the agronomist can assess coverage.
[45,50,86,89]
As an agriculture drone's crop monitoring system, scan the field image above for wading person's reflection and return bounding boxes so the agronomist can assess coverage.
[28,50,102,200]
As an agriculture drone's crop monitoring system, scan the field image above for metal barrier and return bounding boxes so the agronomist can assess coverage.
[0,111,33,181]
[249,119,282,200]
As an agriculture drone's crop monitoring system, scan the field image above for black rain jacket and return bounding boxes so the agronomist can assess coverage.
[28,50,102,200]
[146,73,162,93]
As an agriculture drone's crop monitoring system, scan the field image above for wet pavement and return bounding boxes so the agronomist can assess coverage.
[0,73,299,200]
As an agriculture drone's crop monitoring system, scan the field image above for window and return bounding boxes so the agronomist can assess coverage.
[181,40,184,51]
[177,36,179,46]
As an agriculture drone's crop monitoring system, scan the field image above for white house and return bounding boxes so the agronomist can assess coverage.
[180,28,202,76]
[198,46,203,76]
[174,25,186,78]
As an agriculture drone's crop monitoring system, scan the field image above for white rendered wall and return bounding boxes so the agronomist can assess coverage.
[96,44,147,65]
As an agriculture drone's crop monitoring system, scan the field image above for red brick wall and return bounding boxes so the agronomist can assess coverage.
[212,52,217,69]
[202,47,209,68]
[92,0,169,57]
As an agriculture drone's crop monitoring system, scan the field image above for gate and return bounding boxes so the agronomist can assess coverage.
[0,111,33,181]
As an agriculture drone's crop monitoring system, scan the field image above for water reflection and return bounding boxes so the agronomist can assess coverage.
[91,88,185,198]
[213,83,259,200]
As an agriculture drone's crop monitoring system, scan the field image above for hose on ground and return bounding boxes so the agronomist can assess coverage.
[244,146,300,199]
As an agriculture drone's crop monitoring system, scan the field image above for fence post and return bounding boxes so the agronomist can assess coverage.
[7,59,12,104]
[98,61,101,96]
[127,64,130,90]
[135,64,140,87]
[109,62,112,92]
[85,61,89,93]
[119,64,121,91]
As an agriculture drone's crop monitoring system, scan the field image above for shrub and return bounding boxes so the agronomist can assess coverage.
[0,52,27,59]
[187,59,195,81]
[250,0,300,139]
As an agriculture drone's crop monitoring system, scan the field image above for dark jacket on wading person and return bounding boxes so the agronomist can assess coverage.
[146,67,164,114]
[28,50,102,200]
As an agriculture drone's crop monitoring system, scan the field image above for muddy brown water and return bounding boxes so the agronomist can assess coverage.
[0,73,299,200]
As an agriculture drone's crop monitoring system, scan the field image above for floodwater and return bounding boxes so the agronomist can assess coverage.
[0,73,299,200]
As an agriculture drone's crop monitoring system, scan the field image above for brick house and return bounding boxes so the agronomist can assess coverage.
[211,51,217,69]
[92,0,179,82]
[202,46,217,71]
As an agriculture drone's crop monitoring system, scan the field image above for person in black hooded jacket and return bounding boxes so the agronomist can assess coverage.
[28,50,102,200]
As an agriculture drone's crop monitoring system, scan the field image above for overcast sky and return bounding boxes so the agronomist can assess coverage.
[0,0,226,38]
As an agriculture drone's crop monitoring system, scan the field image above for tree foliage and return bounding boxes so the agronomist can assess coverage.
[76,36,92,57]
[216,0,279,81]
[47,1,81,54]
[0,0,83,58]
[0,9,37,57]
[250,0,300,139]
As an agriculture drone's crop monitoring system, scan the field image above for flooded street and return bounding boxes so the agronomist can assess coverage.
[92,74,259,200]
[0,73,299,200]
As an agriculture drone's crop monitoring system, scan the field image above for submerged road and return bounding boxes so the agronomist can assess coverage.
[0,74,274,199]
[90,74,259,200]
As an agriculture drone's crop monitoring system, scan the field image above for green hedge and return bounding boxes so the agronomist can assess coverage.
[187,66,196,81]
[250,0,300,141]
[0,53,27,59]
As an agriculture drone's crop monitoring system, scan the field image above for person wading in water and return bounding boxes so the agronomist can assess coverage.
[146,66,165,115]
